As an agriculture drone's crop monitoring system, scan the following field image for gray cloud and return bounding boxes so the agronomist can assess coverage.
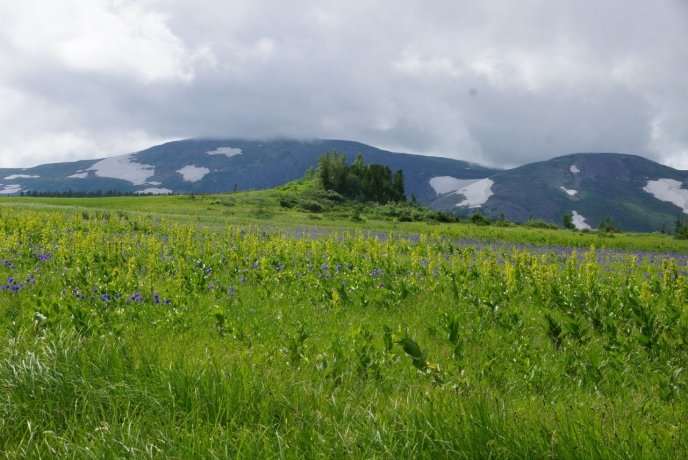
[0,0,687,170]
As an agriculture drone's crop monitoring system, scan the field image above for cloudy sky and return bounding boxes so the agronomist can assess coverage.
[1,0,687,169]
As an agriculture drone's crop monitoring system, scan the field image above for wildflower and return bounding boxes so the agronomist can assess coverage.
[129,292,144,302]
[322,263,329,271]
[154,293,160,304]
[33,312,47,322]
[228,285,235,296]
[370,268,383,277]
[240,276,246,284]
[100,293,110,302]
[38,253,51,262]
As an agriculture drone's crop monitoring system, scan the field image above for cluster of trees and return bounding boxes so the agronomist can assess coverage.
[675,216,688,240]
[318,152,405,204]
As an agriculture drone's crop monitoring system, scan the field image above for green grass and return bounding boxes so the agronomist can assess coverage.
[0,192,687,457]
[2,183,687,254]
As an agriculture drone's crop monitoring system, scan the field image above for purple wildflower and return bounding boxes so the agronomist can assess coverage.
[129,292,144,302]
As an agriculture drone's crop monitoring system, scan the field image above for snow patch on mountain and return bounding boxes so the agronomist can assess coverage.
[643,178,688,213]
[5,174,39,180]
[453,179,494,208]
[560,186,578,196]
[68,171,88,179]
[207,147,243,158]
[88,155,154,186]
[571,211,591,230]
[177,165,210,182]
[429,176,481,195]
[0,184,21,194]
[570,165,580,174]
[136,188,173,195]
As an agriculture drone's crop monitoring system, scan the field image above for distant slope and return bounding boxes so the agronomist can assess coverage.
[3,140,688,232]
[0,139,497,205]
[432,153,688,232]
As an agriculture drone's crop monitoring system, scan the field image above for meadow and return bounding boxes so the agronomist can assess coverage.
[1,196,687,458]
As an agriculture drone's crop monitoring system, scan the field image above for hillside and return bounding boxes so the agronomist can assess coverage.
[432,153,688,232]
[3,140,688,232]
[0,139,496,205]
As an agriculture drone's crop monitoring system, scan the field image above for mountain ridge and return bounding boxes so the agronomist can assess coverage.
[2,139,687,232]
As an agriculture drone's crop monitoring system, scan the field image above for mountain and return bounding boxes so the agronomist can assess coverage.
[431,153,688,232]
[0,139,496,205]
[2,140,688,232]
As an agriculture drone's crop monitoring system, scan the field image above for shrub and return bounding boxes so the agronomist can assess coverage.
[298,200,324,213]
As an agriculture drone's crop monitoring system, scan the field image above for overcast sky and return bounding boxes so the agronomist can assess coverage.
[1,0,687,170]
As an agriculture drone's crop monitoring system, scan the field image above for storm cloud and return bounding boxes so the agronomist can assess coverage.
[0,0,686,169]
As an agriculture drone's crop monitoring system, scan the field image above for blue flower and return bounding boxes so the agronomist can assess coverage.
[129,292,143,302]
[100,294,110,302]
[228,285,235,296]
[321,263,329,271]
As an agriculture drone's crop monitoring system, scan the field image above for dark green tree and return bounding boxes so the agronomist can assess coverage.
[562,212,575,230]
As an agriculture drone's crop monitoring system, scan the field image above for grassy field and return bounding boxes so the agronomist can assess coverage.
[1,193,687,458]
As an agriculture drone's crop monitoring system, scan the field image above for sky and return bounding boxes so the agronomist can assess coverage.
[0,0,687,170]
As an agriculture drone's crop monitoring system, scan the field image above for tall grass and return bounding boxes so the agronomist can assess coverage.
[0,205,686,457]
